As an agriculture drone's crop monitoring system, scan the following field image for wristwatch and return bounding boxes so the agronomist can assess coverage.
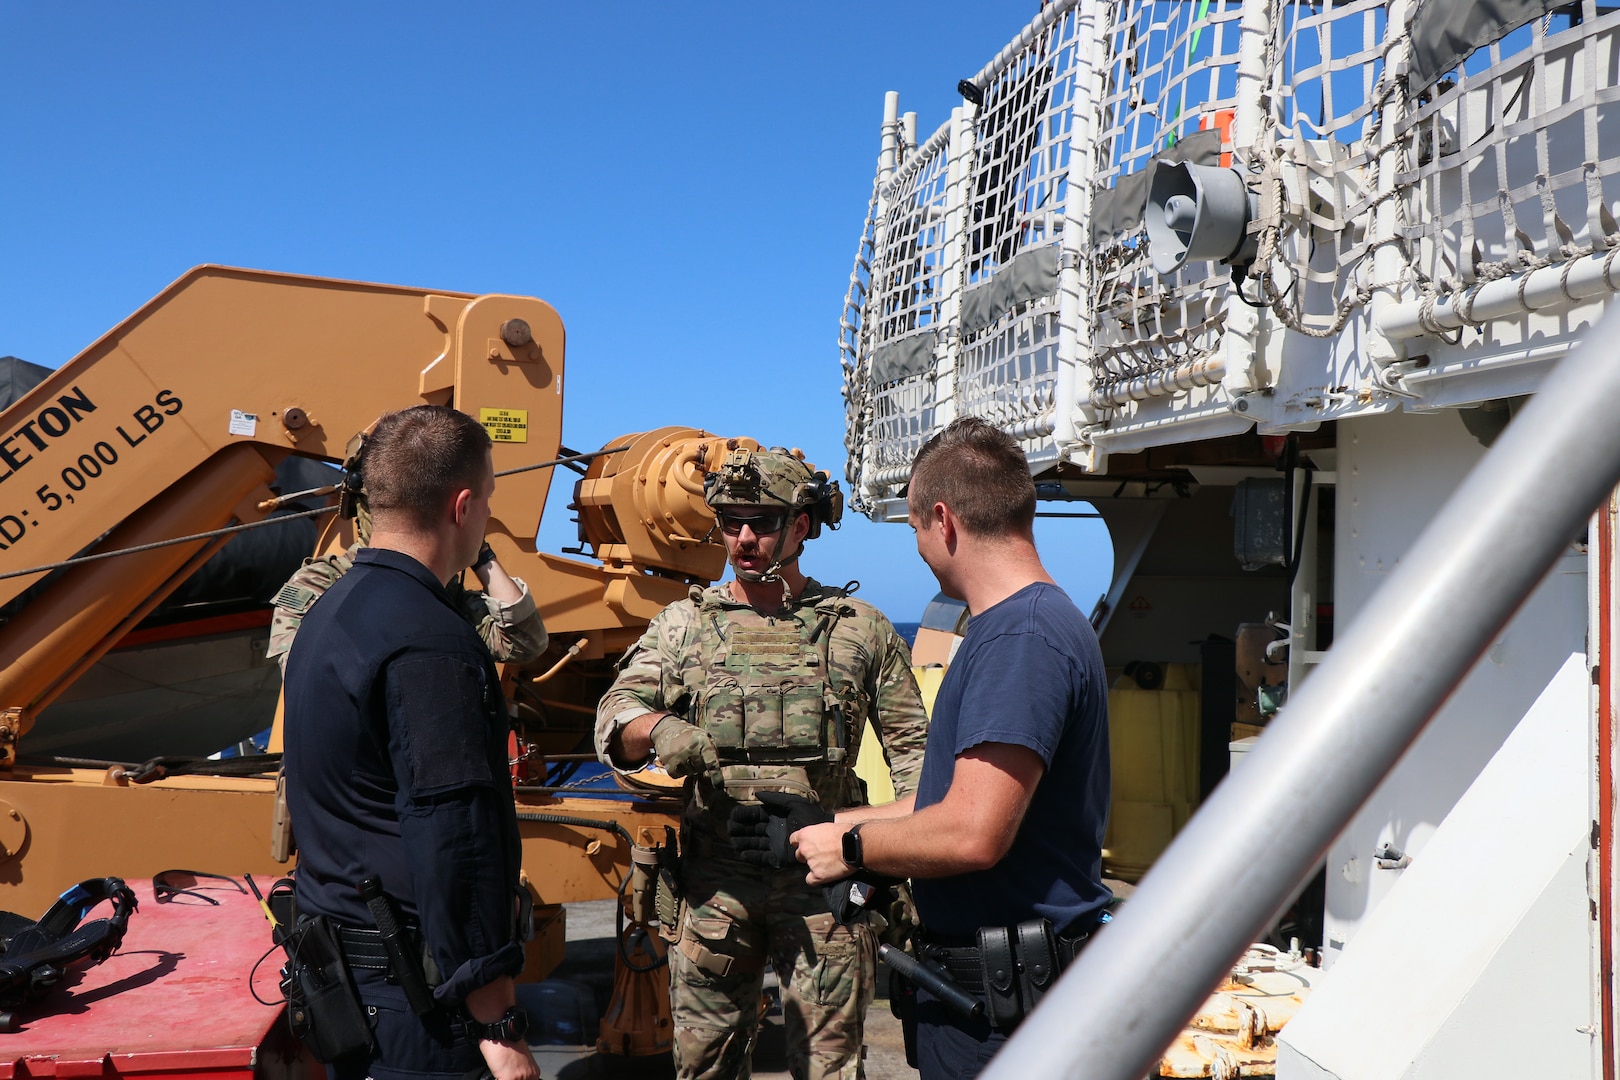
[462,1005,530,1043]
[841,823,866,870]
[473,541,497,569]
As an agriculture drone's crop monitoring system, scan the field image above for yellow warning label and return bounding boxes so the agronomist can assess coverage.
[479,408,529,444]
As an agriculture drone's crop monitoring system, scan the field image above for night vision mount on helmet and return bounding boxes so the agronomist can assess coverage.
[703,447,844,538]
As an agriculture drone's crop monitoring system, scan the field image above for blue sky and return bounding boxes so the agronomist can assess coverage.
[0,1,1114,622]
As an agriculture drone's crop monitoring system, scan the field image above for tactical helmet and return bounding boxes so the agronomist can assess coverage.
[703,447,843,539]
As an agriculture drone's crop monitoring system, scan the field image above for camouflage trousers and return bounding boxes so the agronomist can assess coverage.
[670,850,876,1080]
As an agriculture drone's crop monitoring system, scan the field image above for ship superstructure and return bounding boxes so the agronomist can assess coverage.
[842,2,1620,1076]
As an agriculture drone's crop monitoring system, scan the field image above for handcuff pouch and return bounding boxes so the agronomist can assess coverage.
[975,925,1020,1031]
[1014,917,1059,1015]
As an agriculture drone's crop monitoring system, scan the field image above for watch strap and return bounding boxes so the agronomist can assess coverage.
[462,1005,529,1042]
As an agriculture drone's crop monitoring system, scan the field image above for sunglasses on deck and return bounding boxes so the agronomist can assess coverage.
[717,511,788,536]
[153,869,248,905]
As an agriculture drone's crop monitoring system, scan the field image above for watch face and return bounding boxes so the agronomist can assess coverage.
[502,1006,529,1041]
[842,827,861,868]
[470,1006,529,1042]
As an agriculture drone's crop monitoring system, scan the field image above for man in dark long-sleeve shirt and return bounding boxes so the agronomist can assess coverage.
[285,405,540,1080]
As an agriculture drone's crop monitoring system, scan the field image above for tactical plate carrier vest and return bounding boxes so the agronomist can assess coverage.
[688,586,866,811]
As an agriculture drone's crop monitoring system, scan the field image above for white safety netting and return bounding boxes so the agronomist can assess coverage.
[955,3,1090,450]
[1089,0,1247,403]
[850,128,953,491]
[1398,5,1620,324]
[870,132,954,347]
[1249,0,1389,335]
[866,373,940,490]
[839,178,878,480]
[842,0,1620,503]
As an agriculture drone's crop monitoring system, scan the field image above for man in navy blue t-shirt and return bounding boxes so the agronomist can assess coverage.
[791,417,1111,1078]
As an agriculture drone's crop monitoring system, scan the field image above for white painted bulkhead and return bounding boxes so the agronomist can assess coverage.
[1319,410,1589,961]
[1277,652,1596,1078]
[1275,408,1595,1078]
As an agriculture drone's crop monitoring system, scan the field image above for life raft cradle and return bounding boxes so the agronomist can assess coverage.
[0,876,138,1031]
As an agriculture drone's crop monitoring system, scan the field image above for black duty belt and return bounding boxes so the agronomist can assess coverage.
[337,924,420,971]
[915,920,1099,995]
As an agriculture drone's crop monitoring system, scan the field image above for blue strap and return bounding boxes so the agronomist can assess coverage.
[57,883,94,919]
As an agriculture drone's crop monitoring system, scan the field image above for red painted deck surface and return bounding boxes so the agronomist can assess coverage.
[1,878,309,1079]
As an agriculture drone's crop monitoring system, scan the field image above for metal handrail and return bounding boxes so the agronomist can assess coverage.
[981,306,1620,1079]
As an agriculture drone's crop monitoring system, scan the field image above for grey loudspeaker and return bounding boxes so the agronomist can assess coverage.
[1146,162,1257,276]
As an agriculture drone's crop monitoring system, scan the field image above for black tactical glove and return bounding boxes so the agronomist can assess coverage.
[824,871,905,925]
[728,790,831,867]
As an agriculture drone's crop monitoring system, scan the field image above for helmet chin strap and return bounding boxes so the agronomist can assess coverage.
[733,531,804,593]
[739,550,799,583]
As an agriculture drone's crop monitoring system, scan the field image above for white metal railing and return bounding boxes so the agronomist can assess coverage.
[841,0,1620,507]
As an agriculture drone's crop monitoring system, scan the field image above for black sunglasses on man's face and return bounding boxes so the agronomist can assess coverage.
[717,510,787,536]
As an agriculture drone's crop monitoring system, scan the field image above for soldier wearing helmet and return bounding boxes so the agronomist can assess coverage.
[267,492,548,674]
[596,447,929,1080]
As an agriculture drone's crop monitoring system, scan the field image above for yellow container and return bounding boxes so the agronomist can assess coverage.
[913,664,948,714]
[1103,664,1201,882]
[852,665,949,805]
[862,662,1201,883]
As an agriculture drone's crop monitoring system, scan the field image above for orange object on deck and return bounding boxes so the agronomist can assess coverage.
[597,920,673,1059]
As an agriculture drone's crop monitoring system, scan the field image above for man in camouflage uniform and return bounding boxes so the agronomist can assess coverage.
[268,499,547,670]
[595,447,929,1080]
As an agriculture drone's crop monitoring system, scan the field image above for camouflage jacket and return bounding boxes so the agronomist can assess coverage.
[268,546,548,671]
[596,578,928,826]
